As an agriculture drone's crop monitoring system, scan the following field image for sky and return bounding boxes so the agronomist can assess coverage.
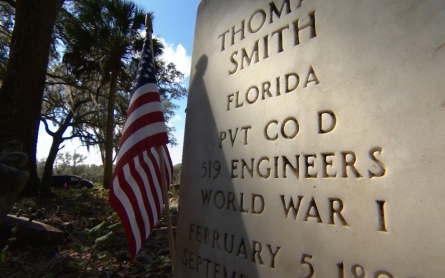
[37,0,202,166]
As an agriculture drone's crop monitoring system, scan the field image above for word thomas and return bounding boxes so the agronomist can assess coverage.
[217,0,316,74]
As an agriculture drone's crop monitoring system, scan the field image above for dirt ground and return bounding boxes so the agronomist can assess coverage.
[0,187,179,278]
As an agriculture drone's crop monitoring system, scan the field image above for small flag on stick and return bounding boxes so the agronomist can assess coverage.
[109,27,173,260]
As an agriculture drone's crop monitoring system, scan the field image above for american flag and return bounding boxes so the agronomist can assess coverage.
[109,34,173,260]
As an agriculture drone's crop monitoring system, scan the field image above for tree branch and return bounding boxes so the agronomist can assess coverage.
[45,72,89,91]
[0,25,12,38]
[40,118,56,137]
[72,97,91,110]
[61,134,78,141]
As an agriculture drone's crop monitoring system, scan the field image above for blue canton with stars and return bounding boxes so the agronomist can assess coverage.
[133,37,157,93]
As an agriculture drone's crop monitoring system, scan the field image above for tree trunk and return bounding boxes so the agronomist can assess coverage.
[40,112,74,196]
[0,0,64,197]
[40,135,63,193]
[103,69,118,189]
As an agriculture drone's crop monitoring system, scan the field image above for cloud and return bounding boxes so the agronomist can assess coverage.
[156,37,192,79]
[167,114,183,127]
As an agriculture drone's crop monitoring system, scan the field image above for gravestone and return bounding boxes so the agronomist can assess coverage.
[174,0,445,277]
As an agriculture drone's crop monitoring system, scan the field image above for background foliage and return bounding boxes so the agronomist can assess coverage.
[0,0,187,194]
[0,0,185,275]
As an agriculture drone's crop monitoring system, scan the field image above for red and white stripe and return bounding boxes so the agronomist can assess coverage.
[109,81,173,259]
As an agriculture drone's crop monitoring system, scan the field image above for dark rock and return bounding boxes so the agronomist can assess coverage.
[0,140,23,153]
[0,215,67,249]
[0,151,28,169]
[0,141,29,225]
[0,163,29,224]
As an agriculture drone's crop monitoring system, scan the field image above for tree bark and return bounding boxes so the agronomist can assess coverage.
[40,138,61,193]
[103,68,118,189]
[0,0,64,197]
[40,112,73,194]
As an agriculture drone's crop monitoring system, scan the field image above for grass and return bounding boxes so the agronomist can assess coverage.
[0,186,179,278]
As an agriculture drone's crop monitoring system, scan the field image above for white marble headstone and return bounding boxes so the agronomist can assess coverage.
[174,0,445,277]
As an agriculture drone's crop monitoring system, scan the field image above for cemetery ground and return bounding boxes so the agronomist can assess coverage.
[0,185,179,278]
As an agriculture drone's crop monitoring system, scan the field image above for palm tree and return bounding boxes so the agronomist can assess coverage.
[61,0,148,188]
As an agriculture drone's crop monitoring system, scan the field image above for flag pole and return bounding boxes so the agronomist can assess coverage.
[145,14,176,272]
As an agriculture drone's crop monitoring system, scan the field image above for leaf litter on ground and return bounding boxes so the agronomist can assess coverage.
[1,187,179,278]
